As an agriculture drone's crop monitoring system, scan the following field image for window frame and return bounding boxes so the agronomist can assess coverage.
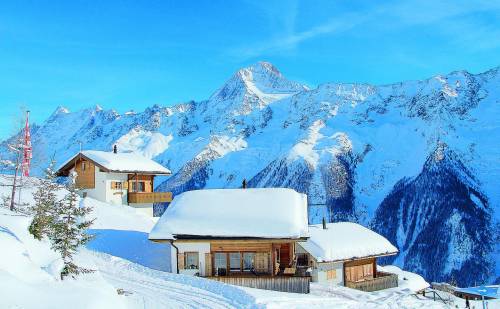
[214,252,228,276]
[184,252,199,270]
[242,252,255,272]
[296,253,309,267]
[110,181,123,190]
[229,252,241,272]
[131,181,146,192]
[212,251,257,275]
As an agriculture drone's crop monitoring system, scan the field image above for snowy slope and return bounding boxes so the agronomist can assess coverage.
[0,209,126,309]
[0,176,447,309]
[1,62,499,286]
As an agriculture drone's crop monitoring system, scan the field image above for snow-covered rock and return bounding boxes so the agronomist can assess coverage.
[1,62,499,286]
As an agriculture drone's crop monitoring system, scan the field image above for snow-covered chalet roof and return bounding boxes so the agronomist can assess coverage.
[149,188,309,240]
[298,222,398,262]
[57,150,171,175]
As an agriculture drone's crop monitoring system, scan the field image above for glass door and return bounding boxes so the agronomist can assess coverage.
[229,252,241,273]
[214,252,227,276]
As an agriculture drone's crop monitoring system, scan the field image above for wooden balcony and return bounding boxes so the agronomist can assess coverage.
[345,271,398,292]
[209,276,310,294]
[128,192,172,204]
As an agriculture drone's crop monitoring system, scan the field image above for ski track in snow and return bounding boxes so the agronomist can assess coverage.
[89,252,258,309]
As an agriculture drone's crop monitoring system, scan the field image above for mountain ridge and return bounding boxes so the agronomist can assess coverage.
[1,62,499,286]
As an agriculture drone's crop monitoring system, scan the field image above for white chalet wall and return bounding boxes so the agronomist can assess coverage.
[313,262,344,285]
[171,242,211,276]
[78,167,128,205]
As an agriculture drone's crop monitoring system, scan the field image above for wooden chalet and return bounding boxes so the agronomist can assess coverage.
[149,188,311,293]
[56,148,172,216]
[296,222,399,292]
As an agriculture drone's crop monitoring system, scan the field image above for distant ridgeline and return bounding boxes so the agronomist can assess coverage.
[1,62,499,286]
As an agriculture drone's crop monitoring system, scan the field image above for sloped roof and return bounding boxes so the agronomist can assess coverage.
[298,222,398,262]
[57,150,171,175]
[149,188,309,240]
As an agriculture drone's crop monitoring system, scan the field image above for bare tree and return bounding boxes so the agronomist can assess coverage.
[0,106,32,212]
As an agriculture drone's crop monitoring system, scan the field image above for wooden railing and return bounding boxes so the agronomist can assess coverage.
[345,271,398,292]
[209,276,311,294]
[128,192,172,204]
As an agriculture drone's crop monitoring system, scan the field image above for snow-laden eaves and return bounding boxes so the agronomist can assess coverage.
[149,188,309,240]
[57,150,171,175]
[298,222,398,262]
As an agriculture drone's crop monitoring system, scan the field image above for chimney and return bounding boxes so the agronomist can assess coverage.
[113,145,118,154]
[322,217,327,230]
[242,178,247,189]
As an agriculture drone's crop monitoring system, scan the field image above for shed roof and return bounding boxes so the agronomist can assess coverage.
[298,222,398,262]
[57,150,171,175]
[149,188,309,240]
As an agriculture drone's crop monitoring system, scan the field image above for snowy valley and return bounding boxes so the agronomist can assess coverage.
[1,61,499,288]
[0,177,469,308]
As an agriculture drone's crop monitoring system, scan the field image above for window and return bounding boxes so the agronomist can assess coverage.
[184,252,199,269]
[213,252,257,275]
[326,269,336,280]
[229,253,241,272]
[131,181,145,192]
[111,181,123,190]
[81,161,87,171]
[296,253,309,267]
[243,253,255,271]
[214,253,227,276]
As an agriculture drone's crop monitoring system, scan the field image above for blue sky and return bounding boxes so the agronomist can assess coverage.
[1,0,499,139]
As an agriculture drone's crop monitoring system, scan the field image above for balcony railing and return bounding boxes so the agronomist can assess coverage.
[345,271,398,292]
[209,276,310,294]
[128,192,173,204]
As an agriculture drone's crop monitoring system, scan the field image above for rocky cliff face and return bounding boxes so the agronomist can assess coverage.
[372,145,494,286]
[2,62,499,285]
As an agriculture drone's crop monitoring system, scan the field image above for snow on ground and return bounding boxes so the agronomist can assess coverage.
[88,251,257,309]
[242,282,447,309]
[0,208,126,309]
[378,265,429,292]
[0,175,460,308]
[84,197,171,271]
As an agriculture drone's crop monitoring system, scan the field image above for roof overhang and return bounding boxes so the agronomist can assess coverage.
[149,235,309,242]
[295,242,399,263]
[56,152,171,176]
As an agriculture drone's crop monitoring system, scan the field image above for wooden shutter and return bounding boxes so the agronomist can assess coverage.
[123,181,128,189]
[178,253,185,270]
[205,253,212,277]
[345,266,352,282]
[327,269,336,280]
[363,263,373,278]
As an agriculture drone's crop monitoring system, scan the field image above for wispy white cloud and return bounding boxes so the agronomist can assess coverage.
[228,0,500,61]
[231,8,371,59]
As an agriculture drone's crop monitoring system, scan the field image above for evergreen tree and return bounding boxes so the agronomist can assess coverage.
[28,160,60,240]
[51,172,95,280]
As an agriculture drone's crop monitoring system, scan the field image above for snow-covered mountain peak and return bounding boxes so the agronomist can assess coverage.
[50,105,70,117]
[210,62,307,105]
[236,61,307,94]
